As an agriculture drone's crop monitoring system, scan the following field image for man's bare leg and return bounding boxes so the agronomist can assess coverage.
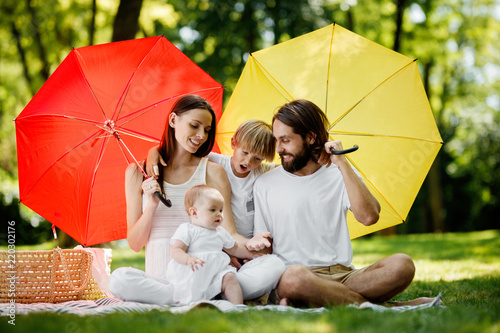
[344,253,415,302]
[278,255,440,308]
[344,253,440,305]
[276,264,368,307]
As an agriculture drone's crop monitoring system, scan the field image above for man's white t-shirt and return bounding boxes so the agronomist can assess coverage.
[208,152,274,238]
[253,164,355,268]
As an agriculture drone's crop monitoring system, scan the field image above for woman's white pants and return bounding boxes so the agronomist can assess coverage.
[109,254,285,304]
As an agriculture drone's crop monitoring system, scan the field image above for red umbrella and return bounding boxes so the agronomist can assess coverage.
[15,36,224,246]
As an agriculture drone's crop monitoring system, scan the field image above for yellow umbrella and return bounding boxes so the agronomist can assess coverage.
[216,23,443,239]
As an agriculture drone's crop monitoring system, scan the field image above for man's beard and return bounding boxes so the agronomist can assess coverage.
[280,140,312,173]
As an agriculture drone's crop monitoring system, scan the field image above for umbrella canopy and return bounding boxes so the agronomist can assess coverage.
[16,36,224,246]
[216,23,443,239]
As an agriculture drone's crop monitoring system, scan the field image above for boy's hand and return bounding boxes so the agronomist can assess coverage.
[146,145,167,178]
[228,255,243,269]
[246,232,272,251]
[187,256,205,271]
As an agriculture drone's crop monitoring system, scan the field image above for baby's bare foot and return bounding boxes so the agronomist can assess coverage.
[279,297,289,306]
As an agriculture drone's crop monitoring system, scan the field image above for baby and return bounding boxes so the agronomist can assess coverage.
[166,185,255,305]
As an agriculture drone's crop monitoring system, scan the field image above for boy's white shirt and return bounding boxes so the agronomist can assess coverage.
[207,152,275,239]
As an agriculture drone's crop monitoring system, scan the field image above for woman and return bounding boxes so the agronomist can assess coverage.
[109,95,283,304]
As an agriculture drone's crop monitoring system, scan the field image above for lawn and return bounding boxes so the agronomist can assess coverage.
[1,230,499,333]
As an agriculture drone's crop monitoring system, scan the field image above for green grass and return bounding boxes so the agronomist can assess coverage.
[2,230,499,333]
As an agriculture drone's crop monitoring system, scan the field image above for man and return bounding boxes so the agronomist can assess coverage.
[249,99,434,307]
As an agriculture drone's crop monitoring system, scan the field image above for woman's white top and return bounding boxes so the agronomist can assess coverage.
[142,158,208,278]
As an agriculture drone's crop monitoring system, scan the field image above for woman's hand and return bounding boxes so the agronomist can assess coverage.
[141,177,161,204]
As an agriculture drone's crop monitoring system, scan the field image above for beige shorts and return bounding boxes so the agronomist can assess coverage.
[268,264,369,304]
[310,264,369,284]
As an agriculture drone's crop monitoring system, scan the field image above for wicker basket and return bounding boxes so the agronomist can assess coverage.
[0,247,107,304]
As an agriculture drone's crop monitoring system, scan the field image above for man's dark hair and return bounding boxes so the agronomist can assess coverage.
[273,99,330,162]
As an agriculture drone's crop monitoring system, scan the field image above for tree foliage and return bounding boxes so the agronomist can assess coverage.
[0,0,498,244]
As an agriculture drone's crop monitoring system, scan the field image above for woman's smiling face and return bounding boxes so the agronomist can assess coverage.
[170,108,213,154]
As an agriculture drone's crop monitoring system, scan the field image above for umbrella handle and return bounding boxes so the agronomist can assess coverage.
[155,191,172,207]
[330,145,359,155]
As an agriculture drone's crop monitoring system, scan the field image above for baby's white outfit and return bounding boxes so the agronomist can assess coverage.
[166,223,237,304]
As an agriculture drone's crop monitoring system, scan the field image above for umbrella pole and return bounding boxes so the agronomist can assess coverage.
[108,123,172,207]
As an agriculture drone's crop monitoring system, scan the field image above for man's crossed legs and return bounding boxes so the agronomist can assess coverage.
[275,253,438,307]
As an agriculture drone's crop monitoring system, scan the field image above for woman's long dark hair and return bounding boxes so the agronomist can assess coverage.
[156,94,216,194]
[273,99,330,162]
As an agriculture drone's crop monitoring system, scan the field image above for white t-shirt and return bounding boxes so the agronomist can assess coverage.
[253,165,355,268]
[208,152,274,238]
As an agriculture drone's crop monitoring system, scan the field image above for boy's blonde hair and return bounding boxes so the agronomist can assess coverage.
[233,120,276,162]
[184,185,223,214]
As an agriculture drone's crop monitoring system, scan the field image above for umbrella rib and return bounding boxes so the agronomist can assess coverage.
[16,113,102,126]
[73,48,108,120]
[117,104,158,127]
[116,86,224,126]
[346,156,406,223]
[85,130,114,246]
[251,54,294,101]
[62,113,158,143]
[329,130,444,144]
[19,129,104,203]
[115,127,160,143]
[330,59,418,128]
[111,36,163,122]
[325,23,336,112]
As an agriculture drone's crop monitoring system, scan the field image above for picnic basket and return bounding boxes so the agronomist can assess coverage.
[0,247,107,303]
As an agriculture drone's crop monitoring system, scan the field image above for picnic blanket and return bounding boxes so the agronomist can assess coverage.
[0,294,443,316]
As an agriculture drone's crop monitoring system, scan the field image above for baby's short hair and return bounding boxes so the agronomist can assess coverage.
[233,120,276,162]
[184,185,222,214]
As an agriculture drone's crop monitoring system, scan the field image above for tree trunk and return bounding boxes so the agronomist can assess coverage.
[111,0,144,42]
[393,0,406,52]
[241,2,257,52]
[26,0,50,81]
[89,0,97,45]
[346,8,355,32]
[10,19,35,95]
[423,61,445,233]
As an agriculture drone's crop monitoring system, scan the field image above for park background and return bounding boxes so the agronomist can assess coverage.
[0,1,498,332]
[1,0,498,245]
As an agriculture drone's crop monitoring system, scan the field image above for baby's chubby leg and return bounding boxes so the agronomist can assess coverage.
[221,272,243,305]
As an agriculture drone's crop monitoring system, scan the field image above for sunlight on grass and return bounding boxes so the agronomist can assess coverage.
[414,259,499,281]
[351,230,500,282]
[293,321,334,333]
